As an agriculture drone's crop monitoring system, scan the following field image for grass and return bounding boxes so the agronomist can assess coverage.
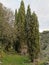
[0,52,48,65]
[1,53,33,65]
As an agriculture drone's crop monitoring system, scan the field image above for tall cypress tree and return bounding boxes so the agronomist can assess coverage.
[14,9,21,53]
[26,5,40,62]
[15,0,25,53]
[26,5,34,62]
[32,12,40,59]
[19,0,25,51]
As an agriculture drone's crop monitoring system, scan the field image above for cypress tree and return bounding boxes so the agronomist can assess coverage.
[26,5,40,62]
[19,0,25,52]
[26,5,34,62]
[32,12,40,59]
[15,0,25,53]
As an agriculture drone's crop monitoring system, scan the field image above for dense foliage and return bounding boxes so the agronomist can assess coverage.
[0,0,40,62]
[15,1,40,62]
[0,3,16,51]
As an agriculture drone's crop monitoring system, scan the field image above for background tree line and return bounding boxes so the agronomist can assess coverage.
[0,0,40,62]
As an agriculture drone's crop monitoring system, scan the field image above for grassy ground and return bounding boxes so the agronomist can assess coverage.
[0,53,33,65]
[0,52,48,65]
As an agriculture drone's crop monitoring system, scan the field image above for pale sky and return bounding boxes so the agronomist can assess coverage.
[0,0,49,32]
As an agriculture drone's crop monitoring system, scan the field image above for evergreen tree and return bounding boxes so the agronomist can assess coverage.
[26,5,33,61]
[32,12,40,59]
[15,0,25,53]
[19,0,25,42]
[26,5,40,62]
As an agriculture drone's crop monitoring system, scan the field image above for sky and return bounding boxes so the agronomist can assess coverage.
[0,0,49,32]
